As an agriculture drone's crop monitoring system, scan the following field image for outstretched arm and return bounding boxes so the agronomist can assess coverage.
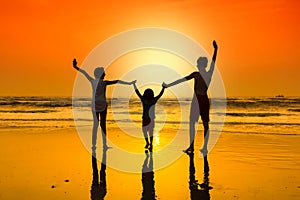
[72,58,93,82]
[163,72,196,88]
[163,78,186,88]
[106,80,135,85]
[208,40,218,75]
[133,82,143,99]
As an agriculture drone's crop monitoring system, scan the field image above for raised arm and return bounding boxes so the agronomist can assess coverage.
[208,40,218,75]
[154,86,165,101]
[133,82,143,99]
[72,58,93,83]
[163,72,196,88]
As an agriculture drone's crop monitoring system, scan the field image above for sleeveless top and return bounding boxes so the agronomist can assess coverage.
[189,69,212,95]
[92,78,107,112]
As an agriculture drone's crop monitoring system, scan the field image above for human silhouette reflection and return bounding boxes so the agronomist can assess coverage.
[141,152,156,200]
[90,147,107,200]
[188,153,212,200]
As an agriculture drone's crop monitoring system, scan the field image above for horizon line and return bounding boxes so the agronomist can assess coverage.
[0,95,298,98]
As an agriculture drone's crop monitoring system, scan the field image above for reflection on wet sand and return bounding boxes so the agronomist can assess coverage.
[188,152,212,200]
[91,147,107,200]
[141,152,156,200]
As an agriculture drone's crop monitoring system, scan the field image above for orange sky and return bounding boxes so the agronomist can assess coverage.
[0,0,299,96]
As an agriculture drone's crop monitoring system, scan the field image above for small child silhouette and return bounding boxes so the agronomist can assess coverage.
[133,82,166,152]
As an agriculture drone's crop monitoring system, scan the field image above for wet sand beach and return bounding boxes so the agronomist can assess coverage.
[0,127,299,200]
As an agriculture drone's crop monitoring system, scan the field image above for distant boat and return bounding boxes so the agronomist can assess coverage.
[275,94,284,98]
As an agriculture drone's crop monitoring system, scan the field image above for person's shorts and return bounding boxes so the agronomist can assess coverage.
[93,106,107,122]
[142,118,154,131]
[196,94,210,122]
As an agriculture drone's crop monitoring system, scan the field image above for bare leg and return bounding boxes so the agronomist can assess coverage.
[143,128,150,148]
[199,94,210,155]
[188,120,197,151]
[149,129,154,152]
[100,109,107,148]
[187,95,199,152]
[92,112,99,149]
[201,122,209,154]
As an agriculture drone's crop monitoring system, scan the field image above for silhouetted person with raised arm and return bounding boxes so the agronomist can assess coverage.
[73,59,135,148]
[133,82,165,152]
[141,152,156,200]
[163,41,218,154]
[188,152,212,200]
[91,145,108,200]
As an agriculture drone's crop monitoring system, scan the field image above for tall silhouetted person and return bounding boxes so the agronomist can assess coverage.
[133,82,165,152]
[73,58,135,148]
[163,41,218,154]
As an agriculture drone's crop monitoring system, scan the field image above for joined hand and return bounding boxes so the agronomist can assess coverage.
[131,80,137,85]
[162,82,168,88]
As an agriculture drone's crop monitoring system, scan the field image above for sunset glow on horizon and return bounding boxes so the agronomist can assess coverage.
[1,0,299,96]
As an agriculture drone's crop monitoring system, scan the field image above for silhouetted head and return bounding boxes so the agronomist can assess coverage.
[143,88,154,100]
[94,67,105,79]
[197,57,208,70]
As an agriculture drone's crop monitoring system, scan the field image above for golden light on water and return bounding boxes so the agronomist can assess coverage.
[153,133,160,147]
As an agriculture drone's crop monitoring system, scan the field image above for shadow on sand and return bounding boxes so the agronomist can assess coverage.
[141,152,156,200]
[90,147,107,200]
[188,152,212,200]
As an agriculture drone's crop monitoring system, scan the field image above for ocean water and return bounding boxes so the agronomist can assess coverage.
[0,96,299,135]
